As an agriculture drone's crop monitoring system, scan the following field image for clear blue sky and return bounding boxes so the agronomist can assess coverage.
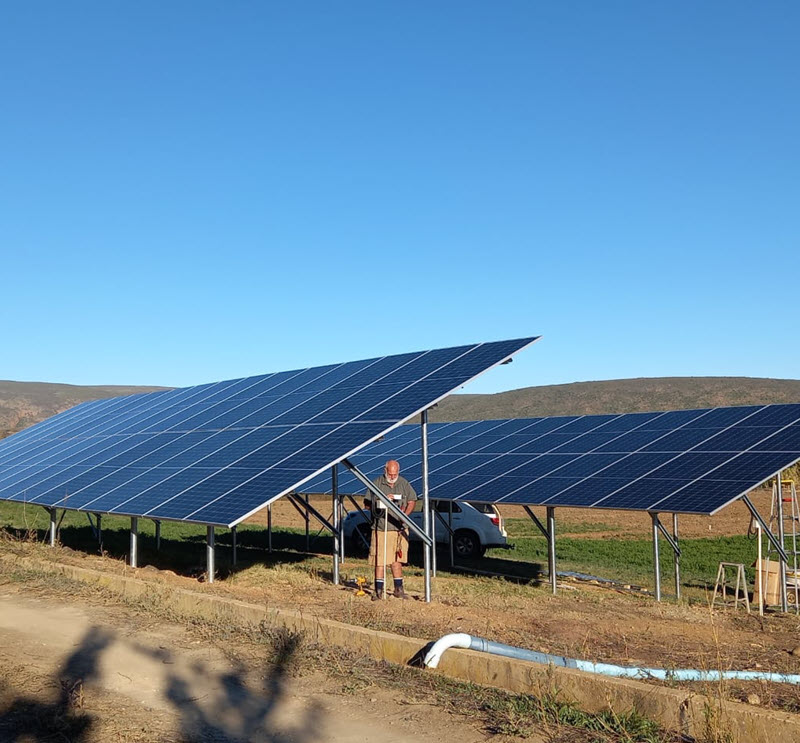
[1,2,798,394]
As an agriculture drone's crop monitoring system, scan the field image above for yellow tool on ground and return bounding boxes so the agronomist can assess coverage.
[355,576,367,596]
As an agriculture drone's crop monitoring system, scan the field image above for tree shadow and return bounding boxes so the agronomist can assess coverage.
[0,626,112,742]
[139,628,325,742]
[1,619,326,742]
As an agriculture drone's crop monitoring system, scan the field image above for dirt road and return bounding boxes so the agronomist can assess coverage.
[0,584,507,743]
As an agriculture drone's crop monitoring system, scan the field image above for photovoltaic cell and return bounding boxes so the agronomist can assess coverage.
[300,404,800,516]
[0,337,539,526]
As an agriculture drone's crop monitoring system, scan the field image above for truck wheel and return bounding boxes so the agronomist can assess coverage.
[453,529,482,559]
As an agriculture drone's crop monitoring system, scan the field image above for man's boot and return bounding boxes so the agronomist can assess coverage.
[393,585,409,600]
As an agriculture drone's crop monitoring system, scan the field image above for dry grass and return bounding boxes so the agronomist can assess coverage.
[0,563,689,742]
[4,516,800,720]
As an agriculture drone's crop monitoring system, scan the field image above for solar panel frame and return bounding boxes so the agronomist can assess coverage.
[300,404,800,516]
[0,337,540,527]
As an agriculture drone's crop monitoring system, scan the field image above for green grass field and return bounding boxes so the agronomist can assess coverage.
[504,518,621,537]
[0,502,764,596]
[488,518,761,590]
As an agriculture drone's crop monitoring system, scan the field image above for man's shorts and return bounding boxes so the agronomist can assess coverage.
[369,528,409,566]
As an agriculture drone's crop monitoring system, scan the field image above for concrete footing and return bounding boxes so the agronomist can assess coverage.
[4,554,799,743]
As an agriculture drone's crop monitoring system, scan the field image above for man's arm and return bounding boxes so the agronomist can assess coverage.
[401,480,417,520]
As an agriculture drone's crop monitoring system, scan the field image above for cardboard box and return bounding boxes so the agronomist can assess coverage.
[756,558,782,605]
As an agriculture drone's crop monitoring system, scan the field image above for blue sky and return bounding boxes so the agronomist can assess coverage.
[1,2,798,394]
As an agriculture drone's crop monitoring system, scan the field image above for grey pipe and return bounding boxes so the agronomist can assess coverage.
[423,633,800,684]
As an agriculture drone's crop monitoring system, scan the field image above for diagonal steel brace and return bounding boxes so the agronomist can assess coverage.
[342,458,432,547]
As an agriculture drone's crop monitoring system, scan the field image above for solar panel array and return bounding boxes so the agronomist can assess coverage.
[302,404,800,515]
[0,337,538,527]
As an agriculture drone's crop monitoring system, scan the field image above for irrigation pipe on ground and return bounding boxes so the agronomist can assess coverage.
[423,633,800,684]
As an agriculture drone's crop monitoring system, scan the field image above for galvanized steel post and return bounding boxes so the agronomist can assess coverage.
[547,507,557,594]
[305,494,310,551]
[431,488,437,577]
[267,504,273,553]
[422,410,431,603]
[673,513,681,600]
[154,519,161,551]
[332,465,340,585]
[449,500,454,568]
[49,508,57,547]
[130,516,139,568]
[777,475,789,612]
[651,513,661,602]
[339,492,345,562]
[231,526,237,567]
[207,526,215,583]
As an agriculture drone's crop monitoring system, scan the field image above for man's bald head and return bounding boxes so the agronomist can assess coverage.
[384,459,400,484]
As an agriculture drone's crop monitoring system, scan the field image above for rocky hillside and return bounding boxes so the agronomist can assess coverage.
[1,376,799,439]
[431,377,800,422]
[0,381,166,438]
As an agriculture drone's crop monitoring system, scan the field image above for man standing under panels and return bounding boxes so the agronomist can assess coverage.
[366,459,417,600]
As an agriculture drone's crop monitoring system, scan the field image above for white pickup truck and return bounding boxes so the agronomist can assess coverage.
[341,499,508,558]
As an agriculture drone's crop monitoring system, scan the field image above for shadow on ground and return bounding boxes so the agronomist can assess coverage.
[0,626,110,741]
[5,524,317,579]
[0,623,323,742]
[2,522,545,587]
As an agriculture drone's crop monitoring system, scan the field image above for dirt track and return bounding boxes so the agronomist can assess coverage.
[3,484,799,731]
[0,583,506,743]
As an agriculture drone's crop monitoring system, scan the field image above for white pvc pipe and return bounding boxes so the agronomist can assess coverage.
[422,633,800,684]
[575,661,800,684]
[424,633,472,668]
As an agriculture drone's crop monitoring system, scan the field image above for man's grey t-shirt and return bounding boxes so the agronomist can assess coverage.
[366,474,417,531]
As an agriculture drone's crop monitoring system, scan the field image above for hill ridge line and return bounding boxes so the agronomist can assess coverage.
[2,376,799,435]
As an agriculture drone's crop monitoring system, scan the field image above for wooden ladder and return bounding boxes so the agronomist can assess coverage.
[712,562,751,613]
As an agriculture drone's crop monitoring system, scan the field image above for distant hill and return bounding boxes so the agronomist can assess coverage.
[430,377,800,422]
[1,376,799,440]
[0,381,167,438]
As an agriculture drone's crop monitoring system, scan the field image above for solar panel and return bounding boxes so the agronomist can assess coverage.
[0,337,539,526]
[301,404,800,516]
